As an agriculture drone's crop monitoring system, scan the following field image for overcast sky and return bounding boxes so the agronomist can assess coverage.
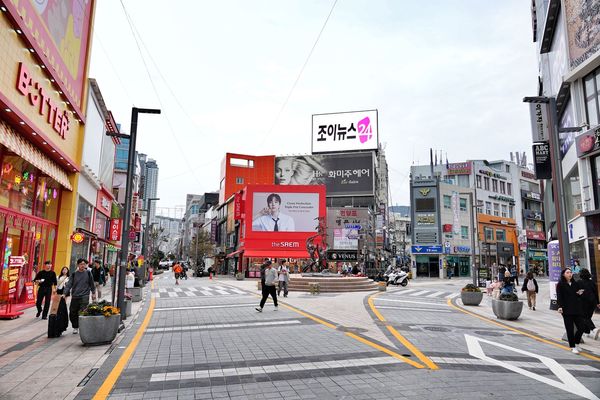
[89,0,538,213]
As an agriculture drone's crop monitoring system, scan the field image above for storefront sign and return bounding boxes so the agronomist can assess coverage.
[523,210,544,221]
[24,282,35,304]
[94,215,107,239]
[529,103,549,142]
[479,170,507,180]
[489,195,515,204]
[548,240,561,305]
[96,190,112,217]
[234,192,243,220]
[528,249,547,260]
[270,241,301,248]
[417,214,435,226]
[564,0,600,69]
[521,170,536,180]
[109,219,122,242]
[411,245,442,254]
[71,232,84,244]
[211,219,217,242]
[575,126,600,158]
[128,230,136,240]
[8,256,25,300]
[453,246,471,254]
[312,110,378,153]
[521,190,542,201]
[333,229,358,250]
[447,162,472,175]
[327,250,358,261]
[533,142,552,179]
[442,224,452,232]
[526,230,546,241]
[451,192,460,235]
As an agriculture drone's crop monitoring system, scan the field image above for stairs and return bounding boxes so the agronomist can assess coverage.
[288,276,379,292]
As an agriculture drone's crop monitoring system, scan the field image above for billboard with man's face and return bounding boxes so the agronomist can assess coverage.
[251,192,319,232]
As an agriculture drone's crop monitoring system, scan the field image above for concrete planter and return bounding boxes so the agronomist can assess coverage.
[124,300,132,317]
[235,273,244,281]
[129,287,143,302]
[492,299,523,320]
[460,291,483,306]
[79,314,120,345]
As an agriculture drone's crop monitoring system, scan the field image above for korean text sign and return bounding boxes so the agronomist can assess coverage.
[312,110,378,153]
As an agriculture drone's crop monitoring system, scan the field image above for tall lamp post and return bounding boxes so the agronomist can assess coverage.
[111,107,160,321]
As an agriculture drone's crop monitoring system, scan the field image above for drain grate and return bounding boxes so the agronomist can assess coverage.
[77,368,98,387]
[423,326,451,332]
[474,330,503,337]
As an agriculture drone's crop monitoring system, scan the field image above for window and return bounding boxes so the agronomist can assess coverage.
[496,229,506,241]
[461,226,469,239]
[415,198,435,212]
[583,68,600,127]
[493,203,500,216]
[485,201,492,215]
[507,183,512,196]
[459,198,467,212]
[505,164,510,173]
[443,195,451,209]
[230,157,254,168]
[501,204,508,218]
[235,177,244,184]
[476,175,482,189]
[564,166,582,220]
[500,181,506,194]
[509,205,514,219]
[484,227,494,241]
[492,179,498,193]
[484,177,490,190]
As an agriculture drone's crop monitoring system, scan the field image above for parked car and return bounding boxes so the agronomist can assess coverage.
[158,260,171,270]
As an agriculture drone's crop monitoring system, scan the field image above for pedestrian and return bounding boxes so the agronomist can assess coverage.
[173,262,183,285]
[256,260,278,312]
[510,265,519,286]
[501,270,514,295]
[56,267,69,295]
[278,259,289,298]
[48,268,69,338]
[485,278,493,297]
[259,258,269,293]
[34,261,57,319]
[91,260,106,299]
[556,268,586,354]
[491,277,502,299]
[578,268,600,339]
[63,259,96,334]
[572,261,581,281]
[521,271,539,310]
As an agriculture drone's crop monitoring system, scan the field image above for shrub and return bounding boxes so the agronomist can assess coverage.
[499,292,519,302]
[80,300,120,317]
[461,283,481,292]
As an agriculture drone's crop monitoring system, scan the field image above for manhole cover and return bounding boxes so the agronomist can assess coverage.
[474,330,503,337]
[423,326,451,332]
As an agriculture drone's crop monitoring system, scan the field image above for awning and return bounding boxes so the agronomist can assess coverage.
[0,121,72,190]
[226,249,244,258]
[243,249,310,259]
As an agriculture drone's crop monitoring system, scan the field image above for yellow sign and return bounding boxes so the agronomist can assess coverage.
[71,232,84,244]
[419,188,431,196]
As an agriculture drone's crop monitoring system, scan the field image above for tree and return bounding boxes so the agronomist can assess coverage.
[188,229,214,265]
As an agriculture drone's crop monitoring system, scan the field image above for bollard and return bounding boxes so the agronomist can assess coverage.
[378,282,387,292]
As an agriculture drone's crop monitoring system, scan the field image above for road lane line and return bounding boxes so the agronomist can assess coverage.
[368,292,439,370]
[407,290,430,296]
[375,298,448,307]
[92,281,156,400]
[447,298,600,363]
[154,303,256,311]
[146,319,302,333]
[445,293,460,299]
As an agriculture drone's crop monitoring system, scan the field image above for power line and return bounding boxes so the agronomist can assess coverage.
[256,0,339,149]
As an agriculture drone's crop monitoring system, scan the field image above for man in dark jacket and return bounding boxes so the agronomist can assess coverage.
[91,260,106,299]
[34,261,57,319]
[579,268,600,338]
[63,259,96,334]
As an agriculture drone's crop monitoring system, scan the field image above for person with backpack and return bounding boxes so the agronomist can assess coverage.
[173,262,183,285]
[63,259,96,334]
[277,259,289,298]
[521,271,539,310]
[578,268,600,339]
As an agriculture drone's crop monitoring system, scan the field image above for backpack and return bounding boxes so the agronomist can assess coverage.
[527,279,535,291]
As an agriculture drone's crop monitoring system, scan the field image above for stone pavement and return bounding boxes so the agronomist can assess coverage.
[0,279,149,400]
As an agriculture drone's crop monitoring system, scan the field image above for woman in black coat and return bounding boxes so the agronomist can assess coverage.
[556,268,586,353]
[578,268,600,337]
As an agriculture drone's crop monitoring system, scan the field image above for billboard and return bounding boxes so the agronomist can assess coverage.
[275,152,374,196]
[564,0,600,69]
[4,0,95,116]
[251,192,319,232]
[327,207,370,250]
[312,110,378,154]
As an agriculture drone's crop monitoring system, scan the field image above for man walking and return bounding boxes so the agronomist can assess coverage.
[63,259,96,334]
[278,259,289,298]
[91,260,106,299]
[256,260,278,312]
[34,261,57,319]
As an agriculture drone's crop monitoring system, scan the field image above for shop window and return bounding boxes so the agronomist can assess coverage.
[0,156,36,215]
[493,203,500,216]
[76,197,94,231]
[583,68,600,127]
[496,229,506,241]
[501,204,508,218]
[461,226,469,239]
[484,177,490,191]
[443,195,451,209]
[34,177,60,222]
[492,179,498,193]
[459,198,467,212]
[484,227,494,241]
[476,175,482,189]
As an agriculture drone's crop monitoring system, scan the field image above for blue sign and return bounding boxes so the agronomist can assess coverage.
[411,245,443,254]
[345,224,362,230]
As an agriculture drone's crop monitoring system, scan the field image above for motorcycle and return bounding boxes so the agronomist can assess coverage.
[386,268,409,286]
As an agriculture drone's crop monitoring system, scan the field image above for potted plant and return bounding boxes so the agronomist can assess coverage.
[460,283,483,306]
[492,292,523,320]
[78,301,121,345]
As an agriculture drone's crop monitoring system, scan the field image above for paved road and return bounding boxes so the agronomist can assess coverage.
[76,276,600,400]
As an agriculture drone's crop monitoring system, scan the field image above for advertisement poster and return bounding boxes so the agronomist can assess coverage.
[312,110,378,153]
[333,229,358,250]
[533,142,552,180]
[8,256,25,301]
[251,192,319,232]
[547,240,561,304]
[275,153,374,196]
[564,0,600,69]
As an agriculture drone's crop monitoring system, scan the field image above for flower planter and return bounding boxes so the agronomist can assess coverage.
[79,314,121,345]
[492,299,523,320]
[461,291,483,306]
[129,287,143,302]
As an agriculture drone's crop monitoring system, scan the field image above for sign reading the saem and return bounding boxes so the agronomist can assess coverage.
[411,245,443,254]
[312,110,378,154]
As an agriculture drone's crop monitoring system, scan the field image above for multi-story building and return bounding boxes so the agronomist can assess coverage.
[529,0,600,289]
[389,206,411,265]
[154,215,183,256]
[182,192,218,261]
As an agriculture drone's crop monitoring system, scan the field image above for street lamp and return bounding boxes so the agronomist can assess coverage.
[109,107,160,321]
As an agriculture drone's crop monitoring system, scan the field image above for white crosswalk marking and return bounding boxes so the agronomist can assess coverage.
[445,293,460,299]
[408,290,431,296]
[392,289,417,295]
[168,292,178,297]
[425,291,445,298]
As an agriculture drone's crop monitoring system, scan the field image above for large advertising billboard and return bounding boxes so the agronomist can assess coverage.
[327,207,370,250]
[4,0,95,117]
[251,192,319,232]
[564,0,600,70]
[312,110,378,154]
[275,152,374,197]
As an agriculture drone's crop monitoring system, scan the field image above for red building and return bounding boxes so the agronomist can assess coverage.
[219,153,275,204]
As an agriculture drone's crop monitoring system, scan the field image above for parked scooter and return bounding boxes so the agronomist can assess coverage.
[386,268,409,286]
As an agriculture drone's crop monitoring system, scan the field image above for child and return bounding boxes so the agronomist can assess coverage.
[485,278,493,296]
[492,278,502,299]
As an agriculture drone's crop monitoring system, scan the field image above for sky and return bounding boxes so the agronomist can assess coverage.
[89,0,539,213]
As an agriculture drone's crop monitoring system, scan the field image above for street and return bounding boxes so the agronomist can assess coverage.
[36,274,596,400]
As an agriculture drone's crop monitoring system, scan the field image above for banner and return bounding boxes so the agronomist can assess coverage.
[529,103,550,142]
[533,142,552,179]
[234,192,243,220]
[548,240,561,305]
[109,219,122,242]
[564,0,600,69]
[275,152,374,196]
[451,192,460,235]
[251,192,319,232]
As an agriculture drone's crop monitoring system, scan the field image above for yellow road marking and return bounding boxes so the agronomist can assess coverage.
[279,303,336,329]
[447,298,600,363]
[367,292,439,370]
[92,281,156,400]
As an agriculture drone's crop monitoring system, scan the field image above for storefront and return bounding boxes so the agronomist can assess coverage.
[445,254,471,277]
[527,248,547,275]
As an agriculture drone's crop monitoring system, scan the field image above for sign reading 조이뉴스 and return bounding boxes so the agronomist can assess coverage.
[312,110,378,154]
